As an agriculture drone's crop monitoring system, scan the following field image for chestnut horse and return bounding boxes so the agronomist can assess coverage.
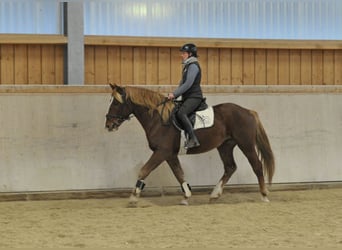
[105,84,275,205]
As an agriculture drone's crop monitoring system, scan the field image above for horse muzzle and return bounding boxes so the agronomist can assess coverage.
[105,114,132,131]
[105,120,120,131]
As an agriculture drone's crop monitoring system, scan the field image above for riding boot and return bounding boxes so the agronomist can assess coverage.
[180,115,200,149]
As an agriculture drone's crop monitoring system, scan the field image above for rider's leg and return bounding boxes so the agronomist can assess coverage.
[178,113,200,148]
[176,98,202,149]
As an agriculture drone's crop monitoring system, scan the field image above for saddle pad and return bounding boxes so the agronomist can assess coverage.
[194,107,214,130]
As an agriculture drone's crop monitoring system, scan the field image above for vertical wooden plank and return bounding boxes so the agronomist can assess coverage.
[207,48,219,84]
[55,45,64,85]
[94,46,108,84]
[14,44,28,84]
[311,50,323,85]
[121,46,133,85]
[255,49,266,85]
[198,48,208,85]
[28,45,42,84]
[300,50,312,85]
[266,49,278,85]
[108,46,121,85]
[85,46,95,84]
[41,45,56,84]
[278,49,290,85]
[219,48,231,85]
[335,50,342,85]
[0,45,15,84]
[243,49,255,85]
[158,47,170,85]
[289,50,301,85]
[146,47,159,85]
[133,47,146,85]
[323,50,334,85]
[231,48,243,85]
[170,47,181,85]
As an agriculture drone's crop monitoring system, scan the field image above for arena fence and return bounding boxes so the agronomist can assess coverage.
[1,34,341,86]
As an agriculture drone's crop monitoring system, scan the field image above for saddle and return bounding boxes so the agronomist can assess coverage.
[171,98,214,131]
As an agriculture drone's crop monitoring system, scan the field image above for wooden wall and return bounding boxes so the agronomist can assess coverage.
[84,36,342,86]
[1,35,342,86]
[84,46,342,86]
[0,35,66,85]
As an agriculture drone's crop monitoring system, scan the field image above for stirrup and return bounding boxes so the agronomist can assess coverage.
[184,139,200,149]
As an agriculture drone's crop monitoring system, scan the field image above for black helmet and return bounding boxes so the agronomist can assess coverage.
[180,43,198,57]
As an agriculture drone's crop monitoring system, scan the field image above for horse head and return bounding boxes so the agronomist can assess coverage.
[105,84,133,131]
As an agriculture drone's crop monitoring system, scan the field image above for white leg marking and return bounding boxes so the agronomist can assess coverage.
[182,182,192,198]
[210,180,223,199]
[135,187,141,196]
[261,195,270,202]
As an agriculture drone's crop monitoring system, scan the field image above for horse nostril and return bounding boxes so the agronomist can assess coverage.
[105,123,111,129]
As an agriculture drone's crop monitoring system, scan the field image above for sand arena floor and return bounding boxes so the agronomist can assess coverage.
[0,187,341,248]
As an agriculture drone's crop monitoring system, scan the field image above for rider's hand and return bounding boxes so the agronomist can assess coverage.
[167,93,175,100]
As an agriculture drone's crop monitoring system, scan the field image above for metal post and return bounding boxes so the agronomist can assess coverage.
[63,2,84,85]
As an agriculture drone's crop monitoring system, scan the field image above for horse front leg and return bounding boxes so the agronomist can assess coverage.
[166,156,192,205]
[129,151,165,206]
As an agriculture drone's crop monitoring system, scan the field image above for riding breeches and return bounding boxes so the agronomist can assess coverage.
[176,98,202,122]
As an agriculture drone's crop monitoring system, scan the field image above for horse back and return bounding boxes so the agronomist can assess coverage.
[213,102,256,129]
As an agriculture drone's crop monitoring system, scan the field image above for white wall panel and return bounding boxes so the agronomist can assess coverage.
[0,0,62,34]
[84,0,342,39]
[1,0,340,39]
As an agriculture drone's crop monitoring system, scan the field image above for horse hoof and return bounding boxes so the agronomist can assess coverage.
[127,195,139,207]
[209,197,219,204]
[261,195,270,203]
[179,199,189,206]
[127,202,137,208]
[209,192,221,202]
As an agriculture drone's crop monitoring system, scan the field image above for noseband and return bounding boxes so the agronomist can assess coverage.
[105,113,131,123]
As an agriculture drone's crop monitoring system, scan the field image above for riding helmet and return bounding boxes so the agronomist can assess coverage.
[180,43,198,57]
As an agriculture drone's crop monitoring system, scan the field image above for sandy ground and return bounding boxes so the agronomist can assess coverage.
[0,188,341,248]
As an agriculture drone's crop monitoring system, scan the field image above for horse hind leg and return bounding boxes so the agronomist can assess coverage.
[210,139,237,201]
[238,142,269,202]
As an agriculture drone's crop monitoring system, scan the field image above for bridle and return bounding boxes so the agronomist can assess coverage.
[106,94,134,126]
[105,113,132,124]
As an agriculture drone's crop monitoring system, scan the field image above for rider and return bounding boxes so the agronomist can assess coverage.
[167,43,203,149]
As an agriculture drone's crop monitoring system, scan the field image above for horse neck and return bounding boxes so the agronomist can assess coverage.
[131,102,156,132]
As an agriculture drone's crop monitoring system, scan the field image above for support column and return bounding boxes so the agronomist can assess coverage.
[63,2,84,85]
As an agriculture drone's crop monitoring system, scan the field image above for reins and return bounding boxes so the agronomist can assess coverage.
[112,87,175,126]
[157,97,174,126]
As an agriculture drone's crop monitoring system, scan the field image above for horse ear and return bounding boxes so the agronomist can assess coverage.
[110,84,125,103]
[109,83,125,94]
[109,83,117,90]
[115,85,125,95]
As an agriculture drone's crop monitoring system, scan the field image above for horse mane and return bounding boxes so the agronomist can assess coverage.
[122,86,175,123]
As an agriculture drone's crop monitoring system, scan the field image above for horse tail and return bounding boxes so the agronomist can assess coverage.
[250,110,275,184]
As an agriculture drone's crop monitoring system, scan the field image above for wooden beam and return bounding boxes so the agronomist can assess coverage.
[1,85,342,94]
[0,34,67,44]
[84,35,342,50]
[2,34,340,50]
